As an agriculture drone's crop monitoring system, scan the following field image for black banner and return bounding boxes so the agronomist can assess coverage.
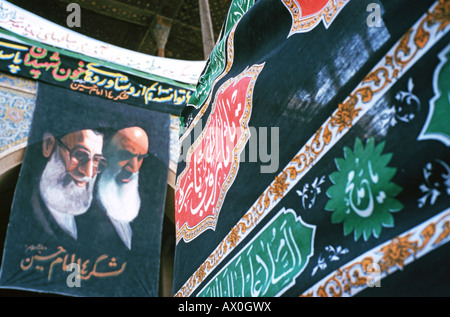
[0,37,191,115]
[173,0,450,297]
[0,82,170,296]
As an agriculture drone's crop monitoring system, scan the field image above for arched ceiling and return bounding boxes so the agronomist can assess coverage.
[6,0,232,61]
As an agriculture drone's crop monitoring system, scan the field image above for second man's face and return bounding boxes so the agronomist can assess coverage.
[105,127,149,184]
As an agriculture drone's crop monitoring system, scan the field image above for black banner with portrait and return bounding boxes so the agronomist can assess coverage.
[0,82,170,296]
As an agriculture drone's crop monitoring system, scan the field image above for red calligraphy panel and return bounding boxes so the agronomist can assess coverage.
[175,64,264,243]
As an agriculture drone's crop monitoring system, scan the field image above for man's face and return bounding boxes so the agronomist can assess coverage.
[96,127,149,223]
[105,127,149,184]
[39,129,104,216]
[58,130,105,188]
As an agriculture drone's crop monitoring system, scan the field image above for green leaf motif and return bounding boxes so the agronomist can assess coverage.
[325,137,404,241]
[188,0,256,109]
[418,44,450,146]
[197,208,315,297]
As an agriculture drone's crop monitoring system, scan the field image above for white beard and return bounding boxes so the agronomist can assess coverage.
[96,167,141,223]
[40,149,95,216]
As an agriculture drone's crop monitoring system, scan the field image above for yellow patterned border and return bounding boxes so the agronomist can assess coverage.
[174,0,450,297]
[281,0,350,37]
[302,208,450,297]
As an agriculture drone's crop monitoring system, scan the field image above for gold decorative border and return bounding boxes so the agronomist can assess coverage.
[175,64,265,244]
[302,208,450,297]
[281,0,350,37]
[174,21,239,243]
[174,0,450,297]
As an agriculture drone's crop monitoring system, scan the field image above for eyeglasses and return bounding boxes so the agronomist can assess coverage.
[55,137,108,174]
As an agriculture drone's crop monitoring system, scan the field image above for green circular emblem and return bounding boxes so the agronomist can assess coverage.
[325,137,403,241]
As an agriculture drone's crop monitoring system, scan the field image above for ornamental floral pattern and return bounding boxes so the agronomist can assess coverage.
[0,78,36,155]
[302,208,450,297]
